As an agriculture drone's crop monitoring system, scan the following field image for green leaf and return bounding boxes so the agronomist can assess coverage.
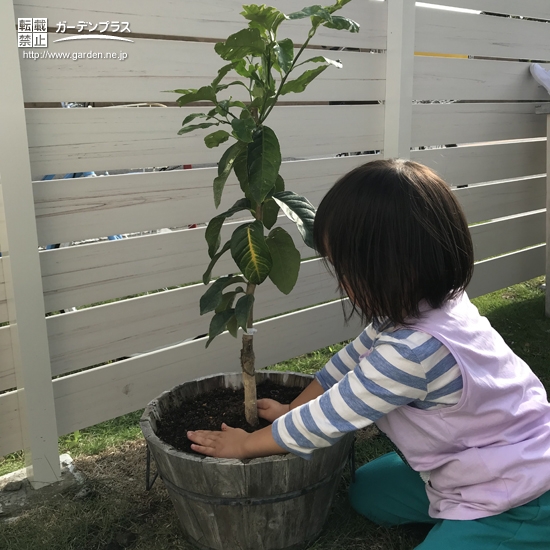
[212,61,241,88]
[266,227,301,294]
[178,122,218,135]
[326,0,353,14]
[262,198,280,230]
[273,38,294,74]
[231,117,256,143]
[247,126,282,205]
[275,174,285,193]
[176,86,217,106]
[200,275,245,315]
[215,289,245,313]
[272,191,316,249]
[205,198,251,258]
[214,28,265,61]
[241,5,288,35]
[287,5,332,22]
[234,294,255,332]
[206,309,235,348]
[233,148,250,197]
[280,66,328,95]
[202,240,231,284]
[230,221,273,284]
[226,315,239,338]
[214,141,246,208]
[205,130,231,148]
[296,55,343,69]
[181,112,208,126]
[323,15,360,33]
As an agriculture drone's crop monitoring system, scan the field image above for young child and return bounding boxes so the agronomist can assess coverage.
[187,159,550,549]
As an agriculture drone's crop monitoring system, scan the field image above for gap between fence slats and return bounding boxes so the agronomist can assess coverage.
[21,40,385,104]
[427,0,550,21]
[416,7,550,60]
[414,57,550,102]
[13,0,386,50]
[27,105,385,178]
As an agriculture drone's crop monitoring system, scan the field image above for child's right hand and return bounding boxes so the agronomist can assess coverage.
[257,398,290,423]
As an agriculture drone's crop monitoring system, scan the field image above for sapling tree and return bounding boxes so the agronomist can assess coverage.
[174,2,359,426]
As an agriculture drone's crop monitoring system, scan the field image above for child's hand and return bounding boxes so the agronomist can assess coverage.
[257,398,290,423]
[187,424,251,459]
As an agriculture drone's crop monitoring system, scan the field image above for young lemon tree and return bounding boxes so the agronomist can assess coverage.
[174,2,359,426]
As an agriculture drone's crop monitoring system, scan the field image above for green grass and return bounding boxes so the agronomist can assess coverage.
[0,277,548,550]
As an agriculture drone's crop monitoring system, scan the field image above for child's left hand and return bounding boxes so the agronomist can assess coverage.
[187,424,251,459]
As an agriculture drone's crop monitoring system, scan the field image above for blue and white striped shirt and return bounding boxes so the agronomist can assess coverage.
[272,320,463,459]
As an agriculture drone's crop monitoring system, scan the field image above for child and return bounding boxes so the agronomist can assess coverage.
[187,159,550,549]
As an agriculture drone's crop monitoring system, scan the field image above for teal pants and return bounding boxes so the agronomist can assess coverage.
[349,452,550,549]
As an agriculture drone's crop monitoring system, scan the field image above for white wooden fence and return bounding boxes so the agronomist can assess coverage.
[0,0,549,487]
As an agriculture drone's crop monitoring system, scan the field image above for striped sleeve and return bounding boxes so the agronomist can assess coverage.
[273,338,428,459]
[315,324,377,390]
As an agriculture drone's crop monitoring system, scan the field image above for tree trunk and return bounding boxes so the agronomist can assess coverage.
[241,282,258,426]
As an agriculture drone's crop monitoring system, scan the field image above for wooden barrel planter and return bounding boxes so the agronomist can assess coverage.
[140,371,354,550]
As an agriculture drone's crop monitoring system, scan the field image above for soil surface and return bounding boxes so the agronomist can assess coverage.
[155,380,304,455]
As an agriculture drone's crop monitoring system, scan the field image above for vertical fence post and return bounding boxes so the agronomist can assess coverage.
[384,0,416,160]
[0,3,61,486]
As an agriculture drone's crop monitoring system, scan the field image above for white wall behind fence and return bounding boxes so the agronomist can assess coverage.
[0,0,548,463]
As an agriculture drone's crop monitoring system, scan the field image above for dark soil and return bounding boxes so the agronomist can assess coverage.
[155,380,304,455]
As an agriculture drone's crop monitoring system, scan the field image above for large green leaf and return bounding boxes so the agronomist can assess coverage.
[205,130,231,148]
[226,315,239,338]
[178,122,219,135]
[231,117,256,143]
[233,148,250,197]
[323,15,360,32]
[241,5,288,35]
[262,198,280,230]
[266,227,301,295]
[230,221,273,284]
[287,6,332,21]
[175,86,217,106]
[211,61,241,88]
[215,288,245,313]
[280,66,328,95]
[247,126,281,205]
[272,191,316,249]
[273,38,294,74]
[206,309,235,348]
[205,198,251,258]
[181,112,208,126]
[200,275,245,315]
[214,28,265,61]
[214,141,246,208]
[234,294,255,332]
[202,240,231,284]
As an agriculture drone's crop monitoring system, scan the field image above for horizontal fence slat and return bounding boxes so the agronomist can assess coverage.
[47,259,338,376]
[14,0,386,49]
[21,39,385,104]
[414,58,550,101]
[0,391,23,457]
[454,176,546,224]
[470,211,546,261]
[39,174,545,312]
[27,105,384,177]
[427,1,550,20]
[412,104,546,148]
[468,245,546,298]
[52,300,364,438]
[411,141,546,187]
[34,155,373,245]
[0,327,15,392]
[416,7,550,60]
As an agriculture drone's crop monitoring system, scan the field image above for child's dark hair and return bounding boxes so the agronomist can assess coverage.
[313,159,474,325]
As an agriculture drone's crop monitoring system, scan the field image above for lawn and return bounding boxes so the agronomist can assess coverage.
[0,277,548,550]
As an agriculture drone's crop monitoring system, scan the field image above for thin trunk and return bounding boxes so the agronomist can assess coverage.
[241,282,258,426]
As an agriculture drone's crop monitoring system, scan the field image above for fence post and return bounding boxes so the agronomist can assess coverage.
[384,0,416,160]
[0,3,61,486]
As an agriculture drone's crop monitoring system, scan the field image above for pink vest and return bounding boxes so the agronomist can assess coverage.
[375,292,550,520]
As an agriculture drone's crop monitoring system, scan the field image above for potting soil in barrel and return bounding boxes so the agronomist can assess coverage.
[155,380,304,455]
